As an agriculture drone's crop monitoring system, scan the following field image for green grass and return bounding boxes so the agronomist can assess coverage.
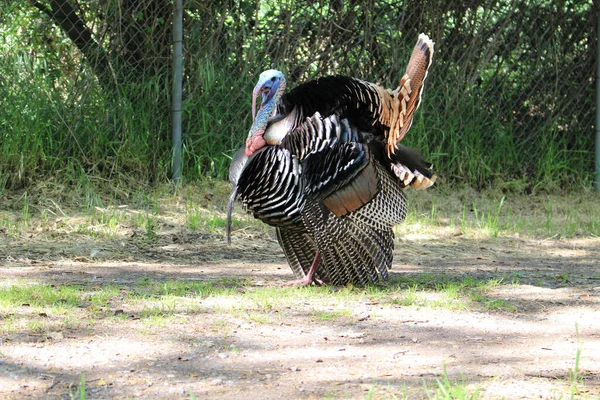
[401,189,600,239]
[0,49,173,191]
[366,275,514,312]
[71,372,86,400]
[0,283,82,308]
[311,308,353,322]
[0,186,597,337]
[0,186,597,398]
[569,324,584,400]
[0,279,246,334]
[362,367,482,400]
[0,273,516,336]
[0,258,548,323]
[0,37,596,193]
[186,203,228,233]
[427,366,482,400]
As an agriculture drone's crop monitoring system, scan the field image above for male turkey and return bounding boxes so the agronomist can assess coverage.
[228,34,436,286]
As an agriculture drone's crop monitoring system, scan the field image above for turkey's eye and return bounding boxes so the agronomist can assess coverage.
[271,77,276,82]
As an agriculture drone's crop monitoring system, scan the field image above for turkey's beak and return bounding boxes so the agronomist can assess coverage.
[251,83,262,121]
[252,83,271,121]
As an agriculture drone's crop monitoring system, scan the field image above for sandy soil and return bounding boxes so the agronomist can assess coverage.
[1,227,600,399]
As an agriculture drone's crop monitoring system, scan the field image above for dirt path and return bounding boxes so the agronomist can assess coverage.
[1,229,600,399]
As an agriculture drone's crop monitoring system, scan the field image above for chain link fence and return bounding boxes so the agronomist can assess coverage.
[0,1,597,191]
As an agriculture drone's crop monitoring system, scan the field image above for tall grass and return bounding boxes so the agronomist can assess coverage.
[0,52,171,191]
[2,1,597,195]
[405,88,593,192]
[0,51,594,194]
[181,59,254,180]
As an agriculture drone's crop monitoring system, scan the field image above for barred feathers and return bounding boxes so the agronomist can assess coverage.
[232,34,436,285]
[237,113,408,285]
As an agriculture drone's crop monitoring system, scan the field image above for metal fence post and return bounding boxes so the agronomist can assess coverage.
[171,0,183,183]
[596,11,600,191]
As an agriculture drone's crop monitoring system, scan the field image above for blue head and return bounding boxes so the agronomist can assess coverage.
[252,69,286,120]
[246,70,287,157]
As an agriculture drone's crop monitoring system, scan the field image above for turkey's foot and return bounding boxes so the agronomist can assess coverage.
[280,252,322,287]
[280,276,322,287]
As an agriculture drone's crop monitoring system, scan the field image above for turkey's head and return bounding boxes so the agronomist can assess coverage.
[246,69,286,157]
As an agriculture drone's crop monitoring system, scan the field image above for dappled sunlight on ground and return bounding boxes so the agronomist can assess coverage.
[1,190,600,398]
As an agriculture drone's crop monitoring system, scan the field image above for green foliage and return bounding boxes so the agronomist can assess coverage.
[0,1,596,191]
[427,366,482,399]
[402,189,600,239]
[75,372,86,400]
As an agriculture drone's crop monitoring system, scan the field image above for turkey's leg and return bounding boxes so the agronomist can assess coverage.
[281,252,322,286]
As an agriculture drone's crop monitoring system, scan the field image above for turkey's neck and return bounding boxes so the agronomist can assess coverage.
[251,97,277,136]
[245,80,286,157]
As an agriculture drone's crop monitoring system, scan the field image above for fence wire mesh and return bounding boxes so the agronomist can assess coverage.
[0,1,597,190]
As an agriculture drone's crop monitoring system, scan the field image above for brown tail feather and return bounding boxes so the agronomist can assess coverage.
[386,33,434,157]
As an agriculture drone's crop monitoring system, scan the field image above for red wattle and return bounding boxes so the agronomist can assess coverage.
[245,135,266,157]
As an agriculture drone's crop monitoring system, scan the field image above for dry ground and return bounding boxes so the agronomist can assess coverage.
[1,188,599,399]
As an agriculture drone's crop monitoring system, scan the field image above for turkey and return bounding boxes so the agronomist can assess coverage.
[228,34,436,286]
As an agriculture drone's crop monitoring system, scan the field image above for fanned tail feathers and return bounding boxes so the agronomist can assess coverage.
[386,33,434,157]
[276,227,329,282]
[302,162,407,285]
[389,144,437,189]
